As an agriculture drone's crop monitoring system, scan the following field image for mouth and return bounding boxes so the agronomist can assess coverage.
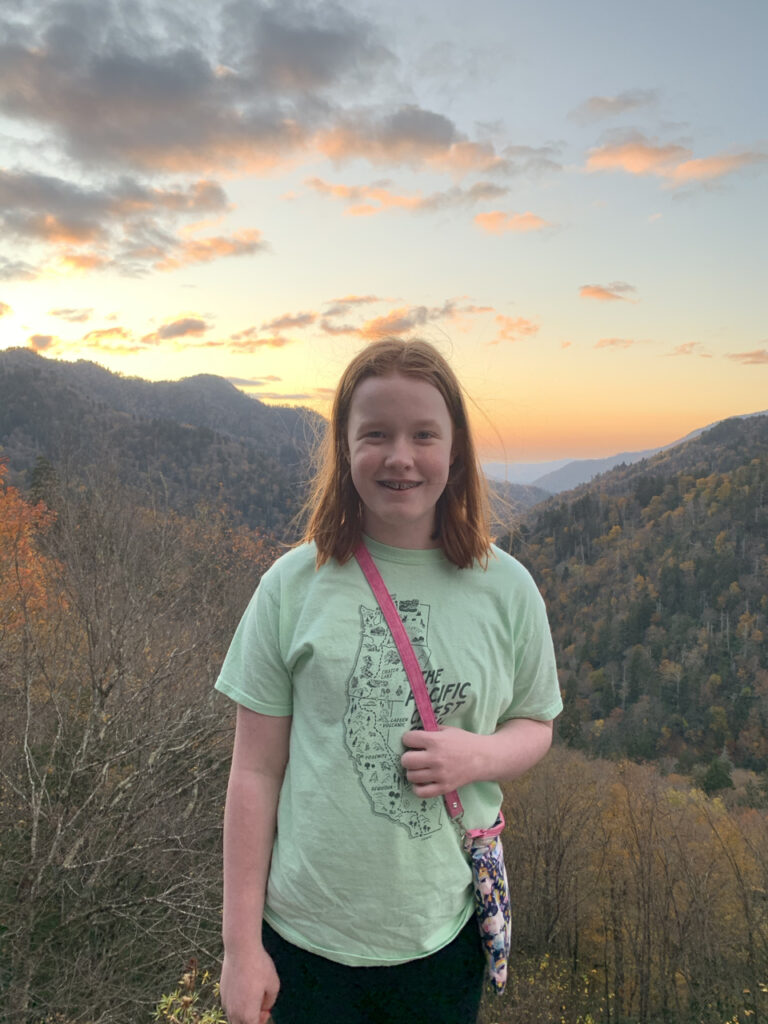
[377,480,421,491]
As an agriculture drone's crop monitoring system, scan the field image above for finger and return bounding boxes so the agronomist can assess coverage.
[412,780,447,798]
[401,729,430,750]
[401,749,430,769]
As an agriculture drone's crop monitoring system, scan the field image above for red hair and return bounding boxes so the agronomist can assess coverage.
[302,338,491,568]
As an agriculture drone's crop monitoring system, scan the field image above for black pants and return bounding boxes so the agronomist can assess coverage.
[263,917,486,1024]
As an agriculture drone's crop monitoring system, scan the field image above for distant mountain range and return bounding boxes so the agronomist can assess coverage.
[0,348,321,536]
[484,411,768,494]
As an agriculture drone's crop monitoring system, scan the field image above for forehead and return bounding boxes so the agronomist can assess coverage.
[348,372,451,421]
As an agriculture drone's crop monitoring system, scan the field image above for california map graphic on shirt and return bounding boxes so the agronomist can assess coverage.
[343,597,445,839]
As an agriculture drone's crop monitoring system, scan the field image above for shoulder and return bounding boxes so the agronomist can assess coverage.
[479,544,542,590]
[260,541,318,584]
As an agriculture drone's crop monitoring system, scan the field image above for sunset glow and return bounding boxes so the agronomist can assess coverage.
[0,1,765,464]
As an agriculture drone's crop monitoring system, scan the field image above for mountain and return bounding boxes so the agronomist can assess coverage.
[488,411,768,494]
[500,413,768,771]
[0,348,321,537]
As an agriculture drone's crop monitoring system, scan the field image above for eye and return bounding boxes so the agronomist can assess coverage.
[414,430,437,440]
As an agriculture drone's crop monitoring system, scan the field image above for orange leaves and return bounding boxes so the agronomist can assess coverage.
[0,459,57,632]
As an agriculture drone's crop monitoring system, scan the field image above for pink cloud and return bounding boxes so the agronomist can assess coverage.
[0,301,11,318]
[666,342,712,358]
[726,348,768,365]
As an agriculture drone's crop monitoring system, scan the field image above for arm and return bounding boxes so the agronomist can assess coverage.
[220,706,292,1024]
[401,718,553,799]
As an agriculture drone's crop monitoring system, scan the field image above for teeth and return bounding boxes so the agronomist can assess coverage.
[380,481,419,490]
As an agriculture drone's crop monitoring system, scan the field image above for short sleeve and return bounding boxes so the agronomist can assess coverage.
[498,576,562,723]
[214,571,293,716]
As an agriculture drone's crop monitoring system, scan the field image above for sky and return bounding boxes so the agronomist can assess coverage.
[0,0,766,463]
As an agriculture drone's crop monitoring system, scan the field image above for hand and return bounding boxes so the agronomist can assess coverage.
[220,946,279,1024]
[400,726,483,797]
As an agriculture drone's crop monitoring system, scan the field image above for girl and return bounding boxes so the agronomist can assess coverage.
[216,338,562,1024]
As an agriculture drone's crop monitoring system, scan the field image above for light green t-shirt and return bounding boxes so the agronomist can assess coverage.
[215,538,562,966]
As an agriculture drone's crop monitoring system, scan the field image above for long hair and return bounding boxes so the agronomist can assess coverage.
[302,338,491,569]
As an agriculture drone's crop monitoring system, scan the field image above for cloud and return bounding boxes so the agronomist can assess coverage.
[0,167,261,275]
[0,169,228,245]
[586,136,690,176]
[323,294,381,316]
[570,89,657,122]
[0,301,11,318]
[666,152,766,184]
[490,315,539,345]
[580,282,637,302]
[359,305,432,339]
[0,2,391,173]
[317,105,511,175]
[0,255,37,280]
[49,306,94,322]
[227,375,282,386]
[153,229,265,271]
[726,348,768,365]
[595,337,636,349]
[474,210,549,234]
[28,333,56,351]
[260,311,316,331]
[306,177,508,216]
[666,342,712,358]
[142,317,210,344]
[82,326,133,344]
[586,134,765,187]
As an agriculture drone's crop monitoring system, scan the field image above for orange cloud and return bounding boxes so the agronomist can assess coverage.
[155,229,265,271]
[595,338,636,349]
[57,250,111,273]
[667,152,765,183]
[490,315,539,344]
[586,138,689,176]
[726,348,768,365]
[580,282,637,302]
[587,136,765,186]
[0,301,11,318]
[359,306,429,339]
[307,177,507,216]
[83,326,132,343]
[474,211,548,234]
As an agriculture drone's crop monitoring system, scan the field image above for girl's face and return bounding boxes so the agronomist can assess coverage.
[346,372,455,549]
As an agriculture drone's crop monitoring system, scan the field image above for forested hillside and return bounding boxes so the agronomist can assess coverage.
[0,348,319,536]
[503,414,768,776]
[2,427,767,1022]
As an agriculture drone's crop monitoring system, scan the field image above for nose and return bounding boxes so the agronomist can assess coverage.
[383,435,414,469]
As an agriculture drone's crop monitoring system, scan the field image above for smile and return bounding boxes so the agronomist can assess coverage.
[378,481,421,490]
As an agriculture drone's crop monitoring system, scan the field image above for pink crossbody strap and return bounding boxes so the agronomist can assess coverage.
[354,542,464,820]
